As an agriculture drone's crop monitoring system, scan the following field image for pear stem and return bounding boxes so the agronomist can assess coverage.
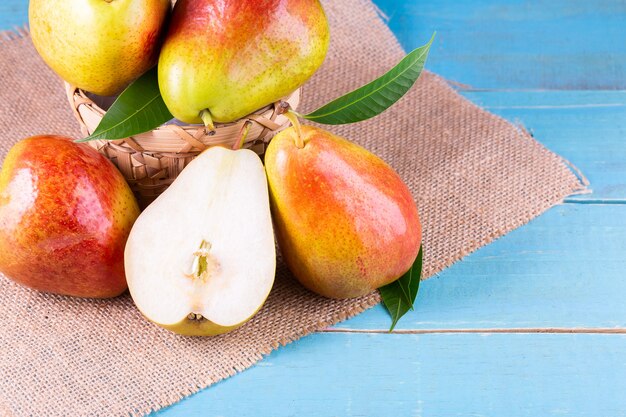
[284,110,304,149]
[233,121,252,151]
[200,109,216,132]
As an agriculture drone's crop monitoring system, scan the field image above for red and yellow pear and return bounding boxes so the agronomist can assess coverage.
[265,124,422,299]
[0,136,140,298]
[29,0,171,96]
[158,0,330,126]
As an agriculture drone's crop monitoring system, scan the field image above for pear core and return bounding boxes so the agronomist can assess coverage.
[125,147,276,335]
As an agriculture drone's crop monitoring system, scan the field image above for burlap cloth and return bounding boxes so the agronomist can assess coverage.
[0,0,586,416]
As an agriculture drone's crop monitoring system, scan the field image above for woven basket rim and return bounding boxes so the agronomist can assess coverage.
[65,82,301,133]
[65,81,301,207]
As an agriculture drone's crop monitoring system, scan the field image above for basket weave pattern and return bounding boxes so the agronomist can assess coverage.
[66,82,300,206]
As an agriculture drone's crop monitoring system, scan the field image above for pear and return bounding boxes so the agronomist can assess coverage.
[0,135,139,298]
[158,0,330,127]
[125,147,276,336]
[29,0,170,96]
[265,125,422,299]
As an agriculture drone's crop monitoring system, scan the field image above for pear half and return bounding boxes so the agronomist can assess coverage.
[125,147,276,336]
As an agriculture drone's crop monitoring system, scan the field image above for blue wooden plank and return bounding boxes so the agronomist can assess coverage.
[333,203,626,331]
[461,90,626,202]
[374,0,626,89]
[152,332,626,417]
[5,0,626,89]
[0,2,27,31]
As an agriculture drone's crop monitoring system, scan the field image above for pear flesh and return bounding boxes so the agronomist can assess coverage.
[125,147,276,336]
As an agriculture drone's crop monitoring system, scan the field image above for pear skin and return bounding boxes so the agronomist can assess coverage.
[158,303,265,337]
[158,0,330,124]
[0,136,140,298]
[161,317,242,337]
[265,126,422,299]
[29,0,170,96]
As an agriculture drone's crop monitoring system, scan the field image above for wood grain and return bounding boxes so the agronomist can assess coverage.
[0,3,26,32]
[153,333,626,417]
[375,0,626,89]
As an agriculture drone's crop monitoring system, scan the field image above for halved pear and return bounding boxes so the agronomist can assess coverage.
[125,147,276,336]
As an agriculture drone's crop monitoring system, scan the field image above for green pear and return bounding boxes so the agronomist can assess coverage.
[125,147,276,336]
[29,0,171,96]
[158,0,330,126]
[265,125,422,299]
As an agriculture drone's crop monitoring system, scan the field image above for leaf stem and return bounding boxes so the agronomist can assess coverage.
[284,110,304,149]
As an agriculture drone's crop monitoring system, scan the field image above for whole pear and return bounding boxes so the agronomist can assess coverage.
[29,0,170,96]
[158,0,330,125]
[265,125,422,299]
[0,136,140,298]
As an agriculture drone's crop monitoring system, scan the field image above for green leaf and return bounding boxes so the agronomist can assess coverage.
[77,67,173,142]
[379,245,423,332]
[301,33,434,125]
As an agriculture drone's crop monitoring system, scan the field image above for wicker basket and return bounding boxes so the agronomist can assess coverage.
[66,82,300,207]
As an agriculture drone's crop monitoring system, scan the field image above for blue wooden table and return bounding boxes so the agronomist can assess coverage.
[3,1,625,415]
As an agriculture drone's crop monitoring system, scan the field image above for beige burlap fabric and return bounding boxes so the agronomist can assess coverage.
[0,1,586,416]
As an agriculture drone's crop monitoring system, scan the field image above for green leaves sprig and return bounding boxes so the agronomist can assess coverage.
[77,68,173,142]
[299,33,435,125]
[78,34,434,141]
[379,245,423,331]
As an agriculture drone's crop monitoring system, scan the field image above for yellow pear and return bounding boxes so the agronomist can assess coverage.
[29,0,170,96]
